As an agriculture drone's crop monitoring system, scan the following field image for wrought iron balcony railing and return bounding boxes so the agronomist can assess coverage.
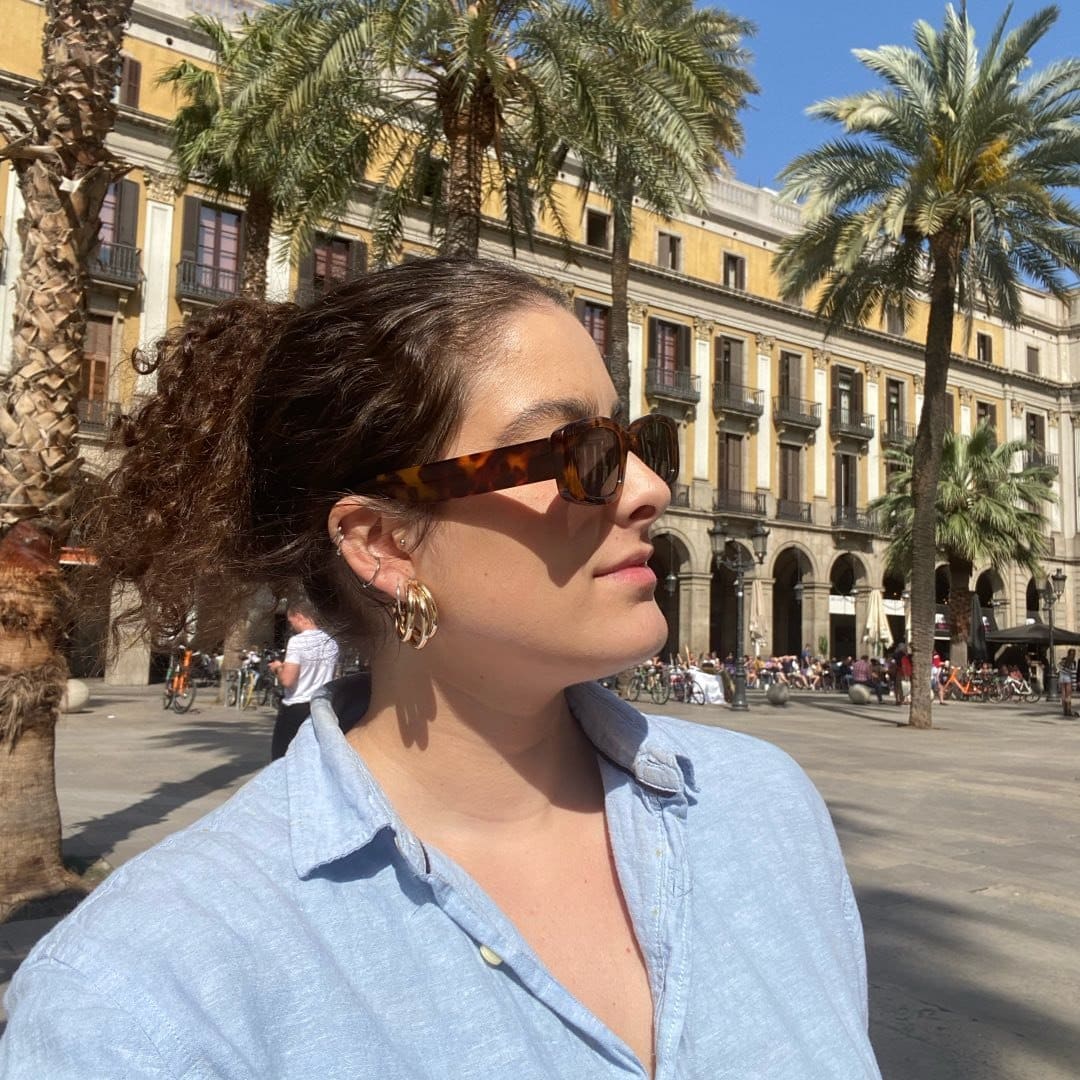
[713,488,767,516]
[90,242,141,287]
[772,395,821,428]
[832,506,877,532]
[77,398,122,436]
[829,407,875,440]
[670,483,691,508]
[776,498,812,523]
[177,259,240,303]
[712,381,764,417]
[881,419,916,447]
[1024,449,1059,471]
[645,365,700,404]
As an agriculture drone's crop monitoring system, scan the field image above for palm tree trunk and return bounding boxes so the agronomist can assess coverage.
[241,186,273,299]
[908,232,962,728]
[439,76,497,258]
[0,0,133,911]
[949,556,972,671]
[607,153,634,419]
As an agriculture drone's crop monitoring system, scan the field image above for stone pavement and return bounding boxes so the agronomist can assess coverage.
[1,682,1078,1079]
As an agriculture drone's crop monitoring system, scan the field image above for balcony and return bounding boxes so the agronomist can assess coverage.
[829,407,875,441]
[76,398,122,437]
[714,488,767,517]
[832,506,877,533]
[89,242,141,288]
[772,395,821,429]
[881,418,916,447]
[1024,449,1059,472]
[776,498,812,523]
[645,365,700,405]
[177,259,240,304]
[712,381,764,418]
[670,483,691,508]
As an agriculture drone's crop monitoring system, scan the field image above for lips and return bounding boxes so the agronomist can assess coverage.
[595,548,654,577]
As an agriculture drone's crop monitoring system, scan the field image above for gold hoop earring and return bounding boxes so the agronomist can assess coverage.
[360,555,381,590]
[395,578,439,649]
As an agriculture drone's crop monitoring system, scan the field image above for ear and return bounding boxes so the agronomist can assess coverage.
[328,497,412,602]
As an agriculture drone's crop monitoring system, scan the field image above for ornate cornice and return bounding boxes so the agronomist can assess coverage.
[694,317,715,339]
[1010,398,1025,418]
[812,347,830,370]
[627,300,647,322]
[865,362,881,383]
[755,332,774,354]
[913,375,924,393]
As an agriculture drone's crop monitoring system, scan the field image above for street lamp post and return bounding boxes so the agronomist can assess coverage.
[708,521,769,710]
[1041,568,1067,698]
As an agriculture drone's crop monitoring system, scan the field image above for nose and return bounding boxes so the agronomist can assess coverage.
[617,449,672,525]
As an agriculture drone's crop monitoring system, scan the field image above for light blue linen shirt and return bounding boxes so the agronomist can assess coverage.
[1,678,880,1079]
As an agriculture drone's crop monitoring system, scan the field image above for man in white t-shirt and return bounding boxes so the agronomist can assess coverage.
[268,600,340,760]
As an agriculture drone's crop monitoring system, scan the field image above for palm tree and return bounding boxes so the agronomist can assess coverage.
[566,0,755,416]
[872,423,1056,670]
[0,0,134,916]
[158,15,282,298]
[773,4,1080,728]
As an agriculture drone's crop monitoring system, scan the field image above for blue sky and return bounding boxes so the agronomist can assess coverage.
[725,0,1080,190]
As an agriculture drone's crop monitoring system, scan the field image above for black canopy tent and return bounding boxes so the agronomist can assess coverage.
[985,623,1080,646]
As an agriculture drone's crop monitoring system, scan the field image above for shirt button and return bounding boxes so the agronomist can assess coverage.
[479,944,503,967]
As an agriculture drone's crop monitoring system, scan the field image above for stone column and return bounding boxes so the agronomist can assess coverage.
[138,169,180,396]
[266,231,292,302]
[104,584,151,686]
[628,301,646,420]
[1048,411,1062,534]
[756,334,774,491]
[865,363,881,502]
[679,571,713,658]
[693,318,713,481]
[959,387,973,436]
[805,581,832,658]
[813,349,829,500]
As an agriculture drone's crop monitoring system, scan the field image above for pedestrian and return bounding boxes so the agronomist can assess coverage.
[1059,647,1077,718]
[2,257,879,1078]
[931,651,946,705]
[268,599,340,760]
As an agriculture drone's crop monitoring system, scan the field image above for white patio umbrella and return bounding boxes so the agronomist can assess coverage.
[749,576,767,655]
[864,588,893,653]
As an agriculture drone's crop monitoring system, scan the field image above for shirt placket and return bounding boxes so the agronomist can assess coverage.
[599,757,693,1080]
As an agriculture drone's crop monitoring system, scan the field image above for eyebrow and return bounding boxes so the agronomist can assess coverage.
[494,396,623,445]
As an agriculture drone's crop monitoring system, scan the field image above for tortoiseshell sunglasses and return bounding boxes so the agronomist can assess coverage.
[354,414,679,506]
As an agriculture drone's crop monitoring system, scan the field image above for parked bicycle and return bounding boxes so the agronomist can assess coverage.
[162,647,197,714]
[669,666,706,705]
[225,650,263,710]
[993,671,1042,703]
[942,665,995,702]
[626,664,671,705]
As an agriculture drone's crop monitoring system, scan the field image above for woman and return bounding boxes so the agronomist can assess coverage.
[0,258,879,1078]
[1059,647,1076,718]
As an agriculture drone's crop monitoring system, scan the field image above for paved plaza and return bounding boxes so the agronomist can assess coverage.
[1,682,1078,1078]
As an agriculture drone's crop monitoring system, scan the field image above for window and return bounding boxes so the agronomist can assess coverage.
[715,336,744,385]
[1027,345,1040,374]
[585,210,610,250]
[1026,412,1046,450]
[643,315,686,388]
[297,235,367,300]
[414,154,446,203]
[722,253,746,291]
[976,400,998,433]
[831,366,863,422]
[976,332,993,364]
[718,434,743,493]
[778,351,801,399]
[886,379,904,430]
[116,54,141,109]
[80,315,112,403]
[779,445,801,502]
[885,304,904,336]
[179,197,243,298]
[835,453,858,509]
[945,391,955,432]
[97,179,138,253]
[657,231,682,271]
[575,299,609,358]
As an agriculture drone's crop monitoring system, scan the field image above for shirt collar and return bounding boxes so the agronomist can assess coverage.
[286,675,695,880]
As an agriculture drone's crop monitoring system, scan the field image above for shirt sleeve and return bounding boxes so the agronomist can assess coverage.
[0,957,173,1079]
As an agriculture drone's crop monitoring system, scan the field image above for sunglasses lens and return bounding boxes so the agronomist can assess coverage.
[574,427,622,500]
[636,416,678,483]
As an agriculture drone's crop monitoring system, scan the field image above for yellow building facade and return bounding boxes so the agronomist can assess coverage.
[1,0,1077,678]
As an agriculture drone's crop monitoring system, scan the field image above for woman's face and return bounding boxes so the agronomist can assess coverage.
[407,302,672,689]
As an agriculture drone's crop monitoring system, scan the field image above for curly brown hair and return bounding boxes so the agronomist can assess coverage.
[84,256,567,652]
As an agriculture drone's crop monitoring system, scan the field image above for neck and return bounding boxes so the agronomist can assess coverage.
[345,650,603,843]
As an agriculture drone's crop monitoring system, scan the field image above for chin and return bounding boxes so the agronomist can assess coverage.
[588,605,670,680]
